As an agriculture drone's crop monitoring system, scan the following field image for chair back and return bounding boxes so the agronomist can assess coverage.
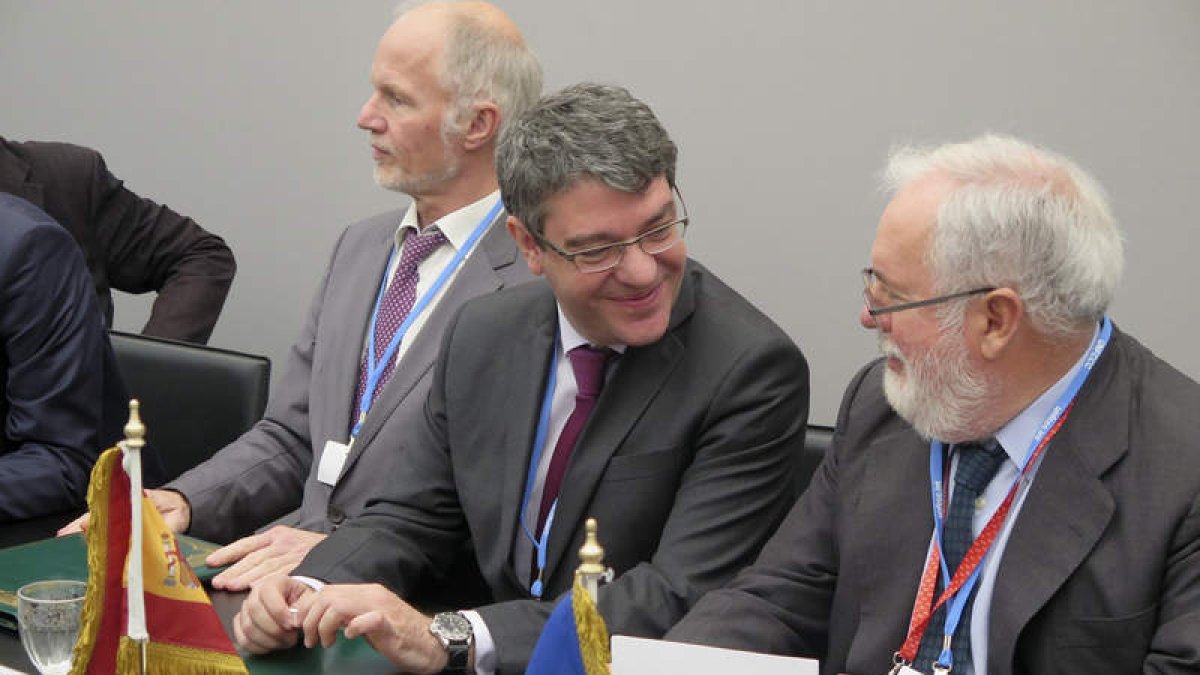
[797,424,834,497]
[108,331,270,483]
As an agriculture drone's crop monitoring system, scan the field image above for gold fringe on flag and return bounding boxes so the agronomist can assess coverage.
[115,636,247,674]
[571,575,611,675]
[70,446,121,675]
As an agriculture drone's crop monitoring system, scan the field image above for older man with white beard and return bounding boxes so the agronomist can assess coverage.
[667,134,1200,675]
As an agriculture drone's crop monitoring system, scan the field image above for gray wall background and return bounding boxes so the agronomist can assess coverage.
[2,1,1197,425]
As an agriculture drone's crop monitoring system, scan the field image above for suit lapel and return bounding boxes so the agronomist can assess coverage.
[346,215,509,462]
[543,330,685,578]
[540,265,699,581]
[497,291,559,589]
[855,425,936,650]
[986,334,1128,671]
[312,222,394,449]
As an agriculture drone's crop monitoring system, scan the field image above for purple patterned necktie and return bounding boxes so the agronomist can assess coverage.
[535,345,613,536]
[351,227,448,432]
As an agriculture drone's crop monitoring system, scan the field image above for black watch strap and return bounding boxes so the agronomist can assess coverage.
[445,639,469,671]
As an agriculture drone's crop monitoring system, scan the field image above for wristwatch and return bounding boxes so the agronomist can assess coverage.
[429,611,473,672]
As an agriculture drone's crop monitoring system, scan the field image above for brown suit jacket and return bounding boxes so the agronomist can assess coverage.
[0,136,235,343]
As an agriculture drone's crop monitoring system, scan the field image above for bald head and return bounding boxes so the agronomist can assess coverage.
[390,0,542,134]
[400,1,525,41]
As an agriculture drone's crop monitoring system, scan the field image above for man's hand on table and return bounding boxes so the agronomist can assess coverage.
[234,577,454,674]
[207,526,326,591]
[233,575,309,654]
[296,583,450,674]
[56,488,191,536]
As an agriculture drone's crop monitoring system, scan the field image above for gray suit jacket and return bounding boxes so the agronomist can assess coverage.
[668,326,1200,675]
[295,260,809,673]
[170,208,531,543]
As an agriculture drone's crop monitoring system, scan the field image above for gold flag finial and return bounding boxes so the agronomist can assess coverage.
[573,519,612,671]
[124,399,146,452]
[577,518,606,577]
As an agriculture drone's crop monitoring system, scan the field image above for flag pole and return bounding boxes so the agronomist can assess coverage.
[575,518,610,603]
[120,400,149,675]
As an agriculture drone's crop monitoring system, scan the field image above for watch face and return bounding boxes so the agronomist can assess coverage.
[431,612,472,642]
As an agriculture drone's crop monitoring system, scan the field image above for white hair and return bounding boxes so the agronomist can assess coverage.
[883,133,1125,338]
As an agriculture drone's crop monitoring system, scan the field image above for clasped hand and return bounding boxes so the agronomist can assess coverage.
[233,576,450,674]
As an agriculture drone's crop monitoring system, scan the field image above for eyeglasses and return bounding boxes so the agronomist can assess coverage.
[862,267,995,317]
[528,187,689,274]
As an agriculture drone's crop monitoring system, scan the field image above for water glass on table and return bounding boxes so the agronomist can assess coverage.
[16,580,86,675]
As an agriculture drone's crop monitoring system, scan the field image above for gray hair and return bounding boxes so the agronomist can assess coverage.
[496,82,678,235]
[883,133,1125,337]
[395,1,543,137]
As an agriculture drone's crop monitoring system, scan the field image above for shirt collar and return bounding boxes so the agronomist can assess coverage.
[393,190,502,252]
[555,305,627,355]
[992,322,1102,465]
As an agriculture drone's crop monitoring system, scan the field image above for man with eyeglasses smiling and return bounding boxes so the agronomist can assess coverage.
[234,83,809,674]
[669,134,1200,674]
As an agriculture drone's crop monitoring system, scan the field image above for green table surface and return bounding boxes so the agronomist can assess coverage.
[0,533,221,630]
[0,534,398,673]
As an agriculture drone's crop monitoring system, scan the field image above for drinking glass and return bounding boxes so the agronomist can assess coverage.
[17,580,86,675]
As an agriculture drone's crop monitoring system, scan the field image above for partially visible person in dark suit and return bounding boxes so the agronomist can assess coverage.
[0,193,133,521]
[667,134,1200,674]
[0,135,236,344]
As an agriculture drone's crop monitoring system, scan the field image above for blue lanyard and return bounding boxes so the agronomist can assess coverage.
[925,316,1111,670]
[351,200,503,440]
[519,331,561,598]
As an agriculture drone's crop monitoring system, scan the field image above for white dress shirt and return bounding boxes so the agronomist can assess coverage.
[372,190,502,365]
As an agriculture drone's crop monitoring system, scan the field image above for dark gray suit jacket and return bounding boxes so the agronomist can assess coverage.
[295,260,809,673]
[668,326,1200,675]
[171,208,531,543]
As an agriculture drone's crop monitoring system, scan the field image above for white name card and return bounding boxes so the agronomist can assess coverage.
[611,635,819,675]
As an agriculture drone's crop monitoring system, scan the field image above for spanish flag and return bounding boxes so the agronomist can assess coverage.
[70,440,246,674]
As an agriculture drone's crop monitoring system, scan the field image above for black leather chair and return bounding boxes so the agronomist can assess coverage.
[108,331,270,484]
[797,424,834,497]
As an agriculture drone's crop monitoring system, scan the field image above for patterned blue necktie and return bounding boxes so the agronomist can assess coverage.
[913,439,1006,673]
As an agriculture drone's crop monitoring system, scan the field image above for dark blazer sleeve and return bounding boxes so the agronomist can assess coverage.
[666,360,880,660]
[167,227,345,543]
[0,206,114,520]
[291,300,474,589]
[83,150,235,344]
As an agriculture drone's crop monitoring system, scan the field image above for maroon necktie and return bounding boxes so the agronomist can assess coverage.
[534,345,612,536]
[351,227,448,429]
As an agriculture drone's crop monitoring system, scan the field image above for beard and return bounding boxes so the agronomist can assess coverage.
[373,154,462,196]
[371,125,464,196]
[880,320,990,442]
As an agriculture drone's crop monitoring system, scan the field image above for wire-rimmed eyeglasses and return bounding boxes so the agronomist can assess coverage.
[862,267,995,317]
[529,187,689,274]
